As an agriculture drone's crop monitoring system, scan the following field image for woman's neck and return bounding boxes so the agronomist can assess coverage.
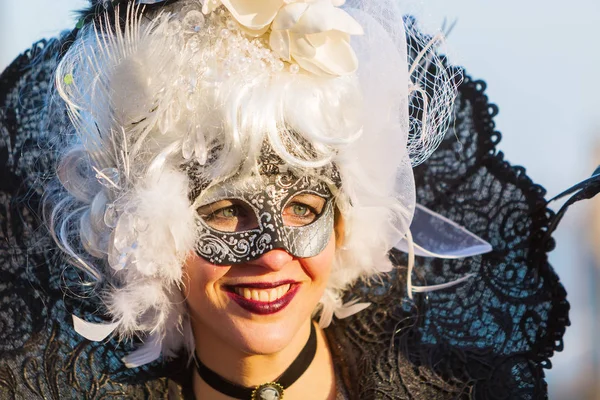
[192,319,336,399]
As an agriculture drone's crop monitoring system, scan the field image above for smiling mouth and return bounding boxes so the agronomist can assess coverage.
[232,284,291,302]
[224,282,299,315]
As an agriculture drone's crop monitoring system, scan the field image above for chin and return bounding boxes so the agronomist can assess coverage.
[235,323,298,355]
[224,306,311,356]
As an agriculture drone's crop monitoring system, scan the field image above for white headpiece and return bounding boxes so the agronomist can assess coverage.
[50,0,463,366]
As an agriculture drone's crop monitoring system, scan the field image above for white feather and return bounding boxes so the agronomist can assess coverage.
[72,315,119,342]
[122,332,162,368]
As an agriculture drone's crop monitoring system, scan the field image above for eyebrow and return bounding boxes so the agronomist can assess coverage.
[289,193,327,207]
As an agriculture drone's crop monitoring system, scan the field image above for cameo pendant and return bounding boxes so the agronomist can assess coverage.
[251,382,285,400]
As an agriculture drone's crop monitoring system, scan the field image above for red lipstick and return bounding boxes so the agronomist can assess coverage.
[225,282,300,315]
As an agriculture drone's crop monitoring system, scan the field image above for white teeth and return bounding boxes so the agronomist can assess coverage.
[259,291,269,302]
[233,284,292,302]
[268,288,277,302]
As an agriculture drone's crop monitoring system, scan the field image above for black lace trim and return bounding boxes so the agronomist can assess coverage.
[324,73,569,400]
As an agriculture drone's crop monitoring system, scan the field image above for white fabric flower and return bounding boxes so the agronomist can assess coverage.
[269,1,363,75]
[202,0,364,76]
[203,0,284,35]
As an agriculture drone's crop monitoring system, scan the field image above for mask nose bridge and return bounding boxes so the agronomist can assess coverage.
[253,194,288,256]
[267,233,291,255]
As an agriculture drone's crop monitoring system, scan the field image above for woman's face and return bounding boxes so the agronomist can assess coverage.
[183,188,337,356]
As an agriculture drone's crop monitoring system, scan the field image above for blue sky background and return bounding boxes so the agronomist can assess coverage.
[2,1,599,397]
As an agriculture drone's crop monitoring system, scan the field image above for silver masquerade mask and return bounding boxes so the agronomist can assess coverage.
[193,172,335,265]
[188,140,341,265]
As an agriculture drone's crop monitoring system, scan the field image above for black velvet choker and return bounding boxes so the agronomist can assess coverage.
[193,322,317,400]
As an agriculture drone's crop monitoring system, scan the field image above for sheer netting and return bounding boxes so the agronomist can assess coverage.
[0,24,567,400]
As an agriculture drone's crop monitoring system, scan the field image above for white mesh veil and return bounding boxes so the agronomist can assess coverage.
[347,0,460,168]
[320,0,460,319]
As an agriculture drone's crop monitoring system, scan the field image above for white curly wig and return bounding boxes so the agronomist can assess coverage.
[47,0,457,366]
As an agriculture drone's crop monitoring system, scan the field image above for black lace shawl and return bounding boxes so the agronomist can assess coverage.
[0,29,568,400]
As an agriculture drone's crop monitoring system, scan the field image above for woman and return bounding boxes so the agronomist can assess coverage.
[0,0,571,399]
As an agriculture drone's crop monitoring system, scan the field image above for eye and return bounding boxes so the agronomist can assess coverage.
[197,200,257,232]
[219,207,238,218]
[291,204,309,217]
[199,204,242,220]
[282,193,327,227]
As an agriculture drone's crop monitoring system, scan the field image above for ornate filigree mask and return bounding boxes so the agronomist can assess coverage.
[188,138,341,265]
[194,172,335,265]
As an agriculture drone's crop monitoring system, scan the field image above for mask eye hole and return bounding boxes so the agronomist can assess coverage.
[282,193,327,227]
[197,199,258,232]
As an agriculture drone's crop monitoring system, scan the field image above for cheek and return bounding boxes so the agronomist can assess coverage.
[183,254,229,299]
[300,231,336,285]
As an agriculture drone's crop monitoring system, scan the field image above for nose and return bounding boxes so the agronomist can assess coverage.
[247,248,294,271]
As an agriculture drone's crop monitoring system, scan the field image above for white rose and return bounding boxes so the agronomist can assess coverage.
[202,0,285,36]
[201,0,364,76]
[269,1,363,76]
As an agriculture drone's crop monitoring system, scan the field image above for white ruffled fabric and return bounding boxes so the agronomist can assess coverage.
[202,0,363,76]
